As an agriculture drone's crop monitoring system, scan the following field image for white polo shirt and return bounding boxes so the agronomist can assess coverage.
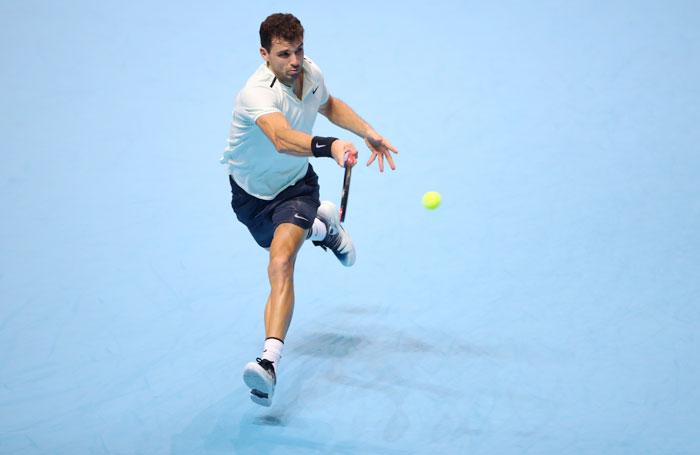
[220,57,330,200]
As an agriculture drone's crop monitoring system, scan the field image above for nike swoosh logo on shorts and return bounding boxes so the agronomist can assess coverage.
[313,86,319,94]
[294,214,309,222]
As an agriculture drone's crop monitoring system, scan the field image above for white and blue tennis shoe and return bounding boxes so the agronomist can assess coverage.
[313,201,356,267]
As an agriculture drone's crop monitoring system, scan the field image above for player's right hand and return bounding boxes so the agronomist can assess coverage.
[331,140,358,168]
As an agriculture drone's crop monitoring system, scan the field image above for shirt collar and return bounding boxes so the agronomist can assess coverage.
[263,59,317,94]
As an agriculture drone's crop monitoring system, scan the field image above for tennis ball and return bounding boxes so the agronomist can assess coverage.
[422,191,441,210]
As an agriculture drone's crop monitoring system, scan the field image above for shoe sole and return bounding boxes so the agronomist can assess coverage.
[334,224,355,267]
[250,390,272,407]
[243,362,275,406]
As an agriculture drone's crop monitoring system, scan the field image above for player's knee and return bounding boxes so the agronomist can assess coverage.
[268,254,295,279]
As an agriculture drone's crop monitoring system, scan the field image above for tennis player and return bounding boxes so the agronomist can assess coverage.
[221,13,398,406]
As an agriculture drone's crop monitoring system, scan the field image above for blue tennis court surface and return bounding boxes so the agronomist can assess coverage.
[2,1,699,453]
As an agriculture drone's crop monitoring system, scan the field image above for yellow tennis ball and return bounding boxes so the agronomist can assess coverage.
[422,191,441,210]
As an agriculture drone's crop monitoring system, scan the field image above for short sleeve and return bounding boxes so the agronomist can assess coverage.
[237,85,281,122]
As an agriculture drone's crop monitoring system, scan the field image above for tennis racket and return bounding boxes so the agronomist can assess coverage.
[339,153,352,222]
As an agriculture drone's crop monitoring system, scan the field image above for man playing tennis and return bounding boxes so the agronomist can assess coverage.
[221,13,398,406]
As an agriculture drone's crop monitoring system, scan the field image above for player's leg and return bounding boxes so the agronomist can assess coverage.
[265,223,307,340]
[243,223,306,406]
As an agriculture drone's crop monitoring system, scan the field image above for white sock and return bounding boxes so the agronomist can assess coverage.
[308,218,327,241]
[261,337,284,367]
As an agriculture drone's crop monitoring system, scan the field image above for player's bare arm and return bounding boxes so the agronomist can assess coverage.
[320,95,399,172]
[256,112,358,167]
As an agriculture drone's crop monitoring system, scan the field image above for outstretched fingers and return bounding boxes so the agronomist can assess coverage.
[385,150,396,171]
[383,138,399,155]
[365,151,385,172]
[365,139,397,172]
[366,150,377,167]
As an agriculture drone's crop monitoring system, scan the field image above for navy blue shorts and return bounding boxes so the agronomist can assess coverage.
[229,165,321,248]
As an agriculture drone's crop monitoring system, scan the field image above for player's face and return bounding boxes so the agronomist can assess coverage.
[261,37,304,86]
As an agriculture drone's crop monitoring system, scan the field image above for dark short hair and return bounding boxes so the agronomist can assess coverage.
[259,13,304,51]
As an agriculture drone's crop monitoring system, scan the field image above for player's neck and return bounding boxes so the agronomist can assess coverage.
[267,64,304,100]
[293,70,304,100]
[279,70,303,99]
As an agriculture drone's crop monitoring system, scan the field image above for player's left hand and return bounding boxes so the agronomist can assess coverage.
[365,130,398,172]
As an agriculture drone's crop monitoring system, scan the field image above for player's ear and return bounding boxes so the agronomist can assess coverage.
[260,47,269,63]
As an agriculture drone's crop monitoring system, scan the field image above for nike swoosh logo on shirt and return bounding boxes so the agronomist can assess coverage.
[294,214,309,222]
[312,86,319,94]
